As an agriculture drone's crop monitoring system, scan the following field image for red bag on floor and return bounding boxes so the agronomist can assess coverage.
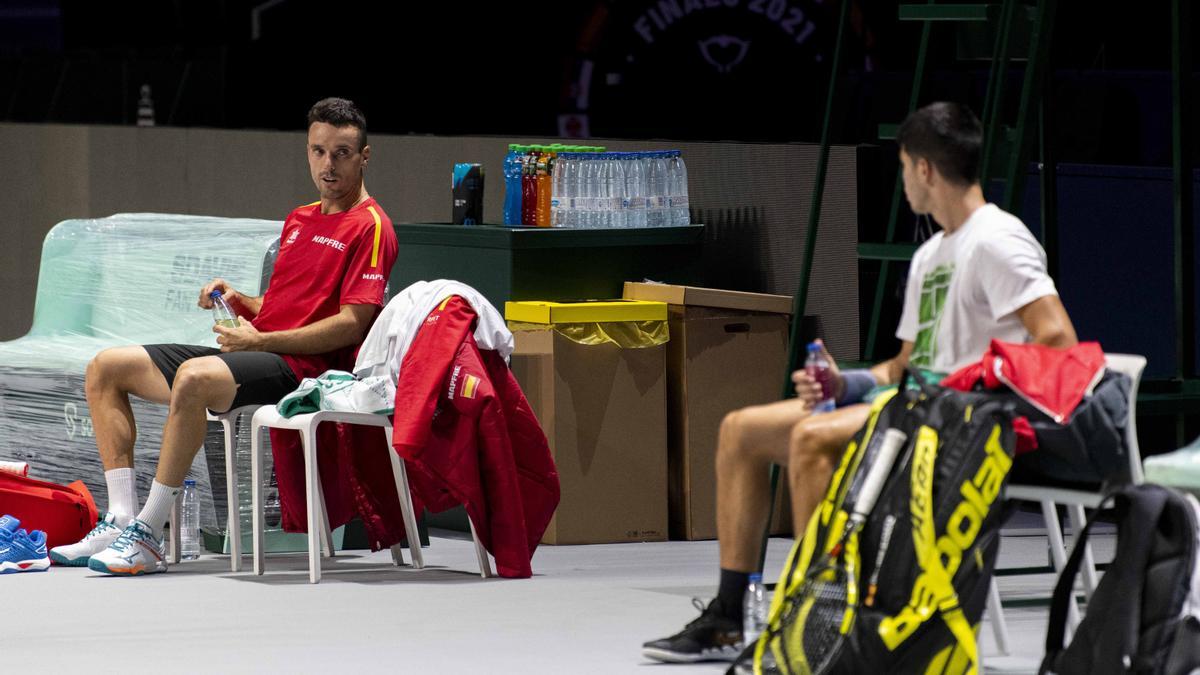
[0,471,99,549]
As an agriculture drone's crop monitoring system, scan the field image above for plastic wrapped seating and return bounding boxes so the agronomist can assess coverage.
[0,213,282,534]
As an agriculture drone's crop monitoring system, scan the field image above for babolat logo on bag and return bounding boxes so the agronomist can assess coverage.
[730,369,1016,675]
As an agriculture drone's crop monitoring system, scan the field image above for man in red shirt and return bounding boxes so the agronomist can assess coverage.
[49,98,399,576]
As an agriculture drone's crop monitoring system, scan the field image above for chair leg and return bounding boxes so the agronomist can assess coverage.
[467,515,493,579]
[316,480,335,559]
[169,496,182,564]
[251,418,266,576]
[1041,500,1081,635]
[224,416,242,573]
[302,423,322,584]
[390,542,406,567]
[384,427,424,569]
[986,578,1011,656]
[1067,504,1100,599]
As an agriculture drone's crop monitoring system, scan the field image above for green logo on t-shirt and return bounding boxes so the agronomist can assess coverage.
[912,263,954,368]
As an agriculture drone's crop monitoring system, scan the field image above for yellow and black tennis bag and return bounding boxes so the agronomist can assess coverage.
[730,370,1016,675]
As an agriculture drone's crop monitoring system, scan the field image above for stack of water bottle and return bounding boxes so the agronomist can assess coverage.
[503,144,606,227]
[503,143,691,229]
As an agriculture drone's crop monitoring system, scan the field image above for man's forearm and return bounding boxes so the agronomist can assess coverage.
[256,313,365,355]
[233,294,264,317]
[870,358,904,387]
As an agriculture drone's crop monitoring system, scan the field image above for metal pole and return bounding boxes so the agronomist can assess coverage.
[1003,0,1057,216]
[759,0,852,571]
[865,3,935,362]
[1172,0,1194,382]
[1039,38,1058,279]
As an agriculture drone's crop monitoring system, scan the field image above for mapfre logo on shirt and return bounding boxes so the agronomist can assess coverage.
[311,235,347,252]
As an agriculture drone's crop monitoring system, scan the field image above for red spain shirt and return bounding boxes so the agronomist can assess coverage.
[252,197,398,380]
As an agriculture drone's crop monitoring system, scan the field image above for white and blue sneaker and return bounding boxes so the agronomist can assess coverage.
[0,514,20,545]
[88,519,167,576]
[49,512,126,567]
[0,528,50,574]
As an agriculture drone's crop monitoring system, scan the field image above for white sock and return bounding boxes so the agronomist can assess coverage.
[104,468,137,523]
[136,480,181,538]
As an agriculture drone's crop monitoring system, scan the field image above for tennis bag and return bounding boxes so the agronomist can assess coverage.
[1040,484,1200,675]
[0,469,99,549]
[731,370,1016,675]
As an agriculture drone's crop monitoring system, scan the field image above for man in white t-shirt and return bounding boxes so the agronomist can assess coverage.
[643,102,1078,664]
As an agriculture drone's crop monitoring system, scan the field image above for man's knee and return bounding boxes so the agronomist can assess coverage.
[85,348,131,397]
[717,408,750,461]
[170,358,228,407]
[718,408,740,443]
[788,418,836,470]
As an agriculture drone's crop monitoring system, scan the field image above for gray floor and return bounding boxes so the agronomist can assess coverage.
[1,520,1111,674]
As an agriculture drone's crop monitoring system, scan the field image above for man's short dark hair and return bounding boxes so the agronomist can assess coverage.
[307,97,367,150]
[896,102,982,186]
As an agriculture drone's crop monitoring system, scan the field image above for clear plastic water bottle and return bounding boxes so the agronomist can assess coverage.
[210,290,238,328]
[610,153,628,228]
[181,479,201,560]
[551,152,566,227]
[595,153,610,228]
[743,573,768,647]
[667,150,691,226]
[503,144,523,225]
[647,152,669,227]
[580,154,598,229]
[565,154,581,228]
[597,153,620,228]
[623,153,647,228]
[805,342,837,413]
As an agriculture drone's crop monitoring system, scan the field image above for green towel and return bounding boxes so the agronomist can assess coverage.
[275,370,394,418]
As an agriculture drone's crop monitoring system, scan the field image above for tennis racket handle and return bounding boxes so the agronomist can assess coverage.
[852,428,909,518]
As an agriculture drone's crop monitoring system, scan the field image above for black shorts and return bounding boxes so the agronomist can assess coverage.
[143,344,300,413]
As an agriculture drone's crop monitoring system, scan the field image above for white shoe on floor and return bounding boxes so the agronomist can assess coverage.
[48,512,126,567]
[87,518,168,576]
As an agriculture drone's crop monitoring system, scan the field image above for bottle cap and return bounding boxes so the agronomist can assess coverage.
[209,290,223,298]
[749,573,763,582]
[183,479,196,487]
[807,341,821,352]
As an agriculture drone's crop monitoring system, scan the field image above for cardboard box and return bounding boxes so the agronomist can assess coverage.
[510,327,668,545]
[624,282,794,540]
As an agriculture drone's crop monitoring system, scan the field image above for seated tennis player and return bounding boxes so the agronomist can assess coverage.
[643,101,1078,663]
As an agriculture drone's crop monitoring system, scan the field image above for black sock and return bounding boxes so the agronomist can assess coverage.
[715,568,750,621]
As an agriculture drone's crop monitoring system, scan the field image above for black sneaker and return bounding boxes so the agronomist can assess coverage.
[642,598,744,663]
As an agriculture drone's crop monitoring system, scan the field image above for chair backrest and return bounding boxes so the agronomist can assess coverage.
[29,213,281,345]
[1104,353,1147,484]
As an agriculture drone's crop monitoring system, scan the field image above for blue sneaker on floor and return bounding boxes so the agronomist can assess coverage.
[0,515,20,545]
[0,528,51,574]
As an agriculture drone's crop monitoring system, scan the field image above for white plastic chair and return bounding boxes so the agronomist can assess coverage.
[248,406,494,583]
[987,353,1147,651]
[170,405,264,571]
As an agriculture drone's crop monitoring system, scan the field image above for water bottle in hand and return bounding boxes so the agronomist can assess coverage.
[210,290,238,329]
[743,573,768,647]
[180,479,201,560]
[805,342,836,413]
